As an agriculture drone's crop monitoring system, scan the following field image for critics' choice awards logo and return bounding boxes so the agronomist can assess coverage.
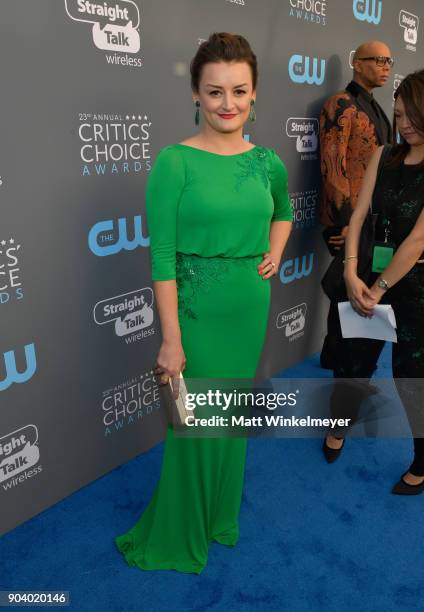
[286,118,318,160]
[101,371,161,436]
[352,0,382,24]
[279,253,314,284]
[0,344,37,392]
[88,216,149,256]
[0,425,42,490]
[64,0,143,67]
[289,0,327,26]
[290,190,318,229]
[276,303,307,342]
[288,55,326,86]
[0,238,23,305]
[93,287,155,343]
[399,10,419,52]
[78,113,151,176]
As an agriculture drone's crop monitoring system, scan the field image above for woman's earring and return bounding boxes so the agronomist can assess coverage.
[194,101,200,126]
[249,100,256,122]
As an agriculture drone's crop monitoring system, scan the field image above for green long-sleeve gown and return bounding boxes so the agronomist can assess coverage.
[115,144,292,573]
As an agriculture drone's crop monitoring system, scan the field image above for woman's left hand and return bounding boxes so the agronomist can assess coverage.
[368,284,386,306]
[258,252,279,279]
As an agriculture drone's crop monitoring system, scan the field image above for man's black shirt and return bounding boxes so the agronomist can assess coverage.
[346,80,392,145]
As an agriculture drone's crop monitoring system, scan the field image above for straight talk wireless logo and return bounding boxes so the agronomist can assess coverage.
[276,303,307,342]
[64,0,143,68]
[93,287,155,343]
[0,425,42,490]
[399,10,419,52]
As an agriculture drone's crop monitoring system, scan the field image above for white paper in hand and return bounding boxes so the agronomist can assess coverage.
[338,302,397,342]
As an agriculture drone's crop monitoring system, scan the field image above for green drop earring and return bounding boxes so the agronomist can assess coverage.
[194,101,200,126]
[249,99,256,122]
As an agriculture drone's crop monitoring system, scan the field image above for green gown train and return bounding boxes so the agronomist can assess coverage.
[115,144,292,573]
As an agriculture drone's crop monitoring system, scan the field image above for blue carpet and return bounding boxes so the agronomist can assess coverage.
[1,345,423,611]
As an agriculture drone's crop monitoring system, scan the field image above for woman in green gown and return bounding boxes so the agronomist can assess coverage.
[115,32,293,573]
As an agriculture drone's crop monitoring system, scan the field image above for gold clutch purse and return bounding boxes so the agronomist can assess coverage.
[160,372,190,427]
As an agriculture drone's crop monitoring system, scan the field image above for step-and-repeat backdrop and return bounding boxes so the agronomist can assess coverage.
[1,0,422,534]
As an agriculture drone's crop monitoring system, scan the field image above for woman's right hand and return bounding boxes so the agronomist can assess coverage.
[155,340,186,397]
[344,272,375,317]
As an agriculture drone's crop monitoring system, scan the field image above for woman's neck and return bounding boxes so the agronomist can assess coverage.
[195,126,252,154]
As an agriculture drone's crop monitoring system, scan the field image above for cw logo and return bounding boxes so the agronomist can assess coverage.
[88,216,149,256]
[0,343,37,392]
[279,253,314,284]
[288,55,326,86]
[353,0,382,25]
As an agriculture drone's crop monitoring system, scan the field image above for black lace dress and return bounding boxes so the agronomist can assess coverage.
[374,150,424,475]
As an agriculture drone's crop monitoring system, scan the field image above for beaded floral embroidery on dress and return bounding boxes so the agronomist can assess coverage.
[234,147,270,192]
[176,253,256,320]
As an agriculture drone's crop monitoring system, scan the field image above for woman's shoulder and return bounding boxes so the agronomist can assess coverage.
[256,145,282,158]
[148,145,187,183]
[259,146,287,172]
[373,143,396,166]
[151,144,186,167]
[155,143,184,157]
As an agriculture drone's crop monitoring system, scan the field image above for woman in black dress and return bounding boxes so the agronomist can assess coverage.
[344,70,424,494]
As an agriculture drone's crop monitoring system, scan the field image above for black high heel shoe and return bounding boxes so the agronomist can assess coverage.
[392,473,424,495]
[322,436,345,464]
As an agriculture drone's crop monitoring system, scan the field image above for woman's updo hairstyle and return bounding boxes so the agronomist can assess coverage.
[190,32,258,93]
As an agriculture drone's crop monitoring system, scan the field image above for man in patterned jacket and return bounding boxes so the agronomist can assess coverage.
[320,40,392,233]
[319,41,393,458]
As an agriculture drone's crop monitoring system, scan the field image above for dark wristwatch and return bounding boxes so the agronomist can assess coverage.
[377,278,390,291]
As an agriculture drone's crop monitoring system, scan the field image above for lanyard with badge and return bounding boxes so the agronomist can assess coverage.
[372,218,395,272]
[371,146,396,273]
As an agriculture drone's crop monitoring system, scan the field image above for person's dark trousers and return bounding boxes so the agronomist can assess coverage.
[320,297,380,371]
[327,300,385,437]
[391,276,424,477]
[320,236,341,370]
[320,305,339,369]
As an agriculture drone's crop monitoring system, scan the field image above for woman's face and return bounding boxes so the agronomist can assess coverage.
[394,95,424,146]
[194,61,255,134]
